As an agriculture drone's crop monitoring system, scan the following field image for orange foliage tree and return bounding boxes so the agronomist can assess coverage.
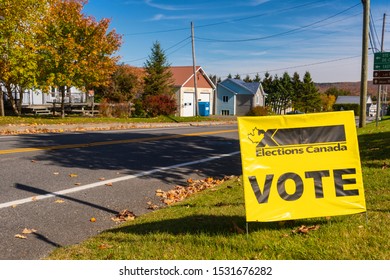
[37,0,122,117]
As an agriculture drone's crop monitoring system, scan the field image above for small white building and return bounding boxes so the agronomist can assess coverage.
[170,66,216,117]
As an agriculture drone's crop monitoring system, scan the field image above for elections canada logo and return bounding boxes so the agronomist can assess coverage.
[248,125,348,157]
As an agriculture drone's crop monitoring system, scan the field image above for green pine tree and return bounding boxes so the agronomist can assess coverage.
[299,72,321,113]
[143,41,175,97]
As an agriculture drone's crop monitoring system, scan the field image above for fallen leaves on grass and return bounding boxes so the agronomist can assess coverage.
[292,225,320,235]
[111,209,136,223]
[147,201,159,210]
[98,243,113,250]
[156,176,236,206]
[382,162,389,169]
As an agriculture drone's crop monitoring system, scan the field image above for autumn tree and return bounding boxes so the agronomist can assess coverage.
[320,93,336,111]
[142,41,176,116]
[96,64,144,103]
[37,0,121,118]
[324,86,351,98]
[0,0,48,116]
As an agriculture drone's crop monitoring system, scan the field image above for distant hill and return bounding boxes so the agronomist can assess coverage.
[316,81,379,97]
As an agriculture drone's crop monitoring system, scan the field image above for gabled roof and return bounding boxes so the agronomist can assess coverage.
[170,66,215,89]
[220,78,261,95]
[335,96,372,104]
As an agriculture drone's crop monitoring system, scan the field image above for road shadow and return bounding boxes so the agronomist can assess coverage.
[14,183,119,215]
[104,213,332,237]
[358,130,390,168]
[14,129,242,185]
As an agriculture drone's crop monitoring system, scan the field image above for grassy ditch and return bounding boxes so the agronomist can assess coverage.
[47,117,390,260]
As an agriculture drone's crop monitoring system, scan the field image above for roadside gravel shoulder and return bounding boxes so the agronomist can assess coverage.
[0,120,237,135]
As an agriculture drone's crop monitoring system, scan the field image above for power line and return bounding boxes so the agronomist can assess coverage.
[121,36,191,64]
[196,3,361,43]
[123,0,327,36]
[222,55,363,78]
[195,0,326,29]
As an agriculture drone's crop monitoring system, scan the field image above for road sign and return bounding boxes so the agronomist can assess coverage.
[374,64,390,70]
[373,78,390,85]
[373,53,390,83]
[374,52,390,63]
[373,70,390,77]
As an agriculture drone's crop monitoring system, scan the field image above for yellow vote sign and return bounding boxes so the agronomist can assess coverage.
[238,111,366,222]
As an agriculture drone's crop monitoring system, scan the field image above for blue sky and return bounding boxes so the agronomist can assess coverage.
[83,0,390,83]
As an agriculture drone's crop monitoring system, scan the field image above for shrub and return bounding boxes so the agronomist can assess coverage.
[246,106,270,116]
[332,103,360,116]
[143,94,177,117]
[99,99,132,118]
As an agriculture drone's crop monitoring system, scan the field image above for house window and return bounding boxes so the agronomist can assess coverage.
[222,96,229,102]
[221,110,230,115]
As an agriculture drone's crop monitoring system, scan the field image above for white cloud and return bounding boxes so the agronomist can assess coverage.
[248,0,271,7]
[144,0,194,11]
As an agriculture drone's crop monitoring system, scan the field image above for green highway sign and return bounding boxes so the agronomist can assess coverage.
[373,53,390,83]
[374,52,390,63]
[374,64,390,70]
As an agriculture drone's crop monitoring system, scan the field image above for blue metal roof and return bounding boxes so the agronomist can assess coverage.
[224,78,260,95]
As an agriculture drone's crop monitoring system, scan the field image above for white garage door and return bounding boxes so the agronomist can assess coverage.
[183,92,195,117]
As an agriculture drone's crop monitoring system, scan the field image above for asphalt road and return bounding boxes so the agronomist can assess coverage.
[0,124,241,260]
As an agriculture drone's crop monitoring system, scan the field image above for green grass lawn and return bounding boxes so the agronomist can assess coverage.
[47,116,390,260]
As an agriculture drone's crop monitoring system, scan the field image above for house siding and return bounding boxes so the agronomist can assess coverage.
[236,94,253,115]
[216,85,235,115]
[216,78,265,116]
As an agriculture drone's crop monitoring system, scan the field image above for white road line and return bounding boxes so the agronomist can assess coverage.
[0,151,240,209]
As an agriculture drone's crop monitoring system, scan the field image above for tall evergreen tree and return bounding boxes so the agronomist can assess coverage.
[243,75,252,83]
[142,41,176,116]
[298,72,321,113]
[291,72,302,110]
[253,73,261,82]
[278,72,293,114]
[143,41,174,97]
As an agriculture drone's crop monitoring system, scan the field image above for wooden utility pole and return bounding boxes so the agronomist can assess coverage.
[359,0,370,128]
[191,22,198,116]
[0,15,5,117]
[376,13,386,127]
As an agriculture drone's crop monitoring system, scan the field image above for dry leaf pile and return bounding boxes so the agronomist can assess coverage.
[292,225,320,234]
[14,228,37,239]
[156,176,235,206]
[111,209,136,223]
